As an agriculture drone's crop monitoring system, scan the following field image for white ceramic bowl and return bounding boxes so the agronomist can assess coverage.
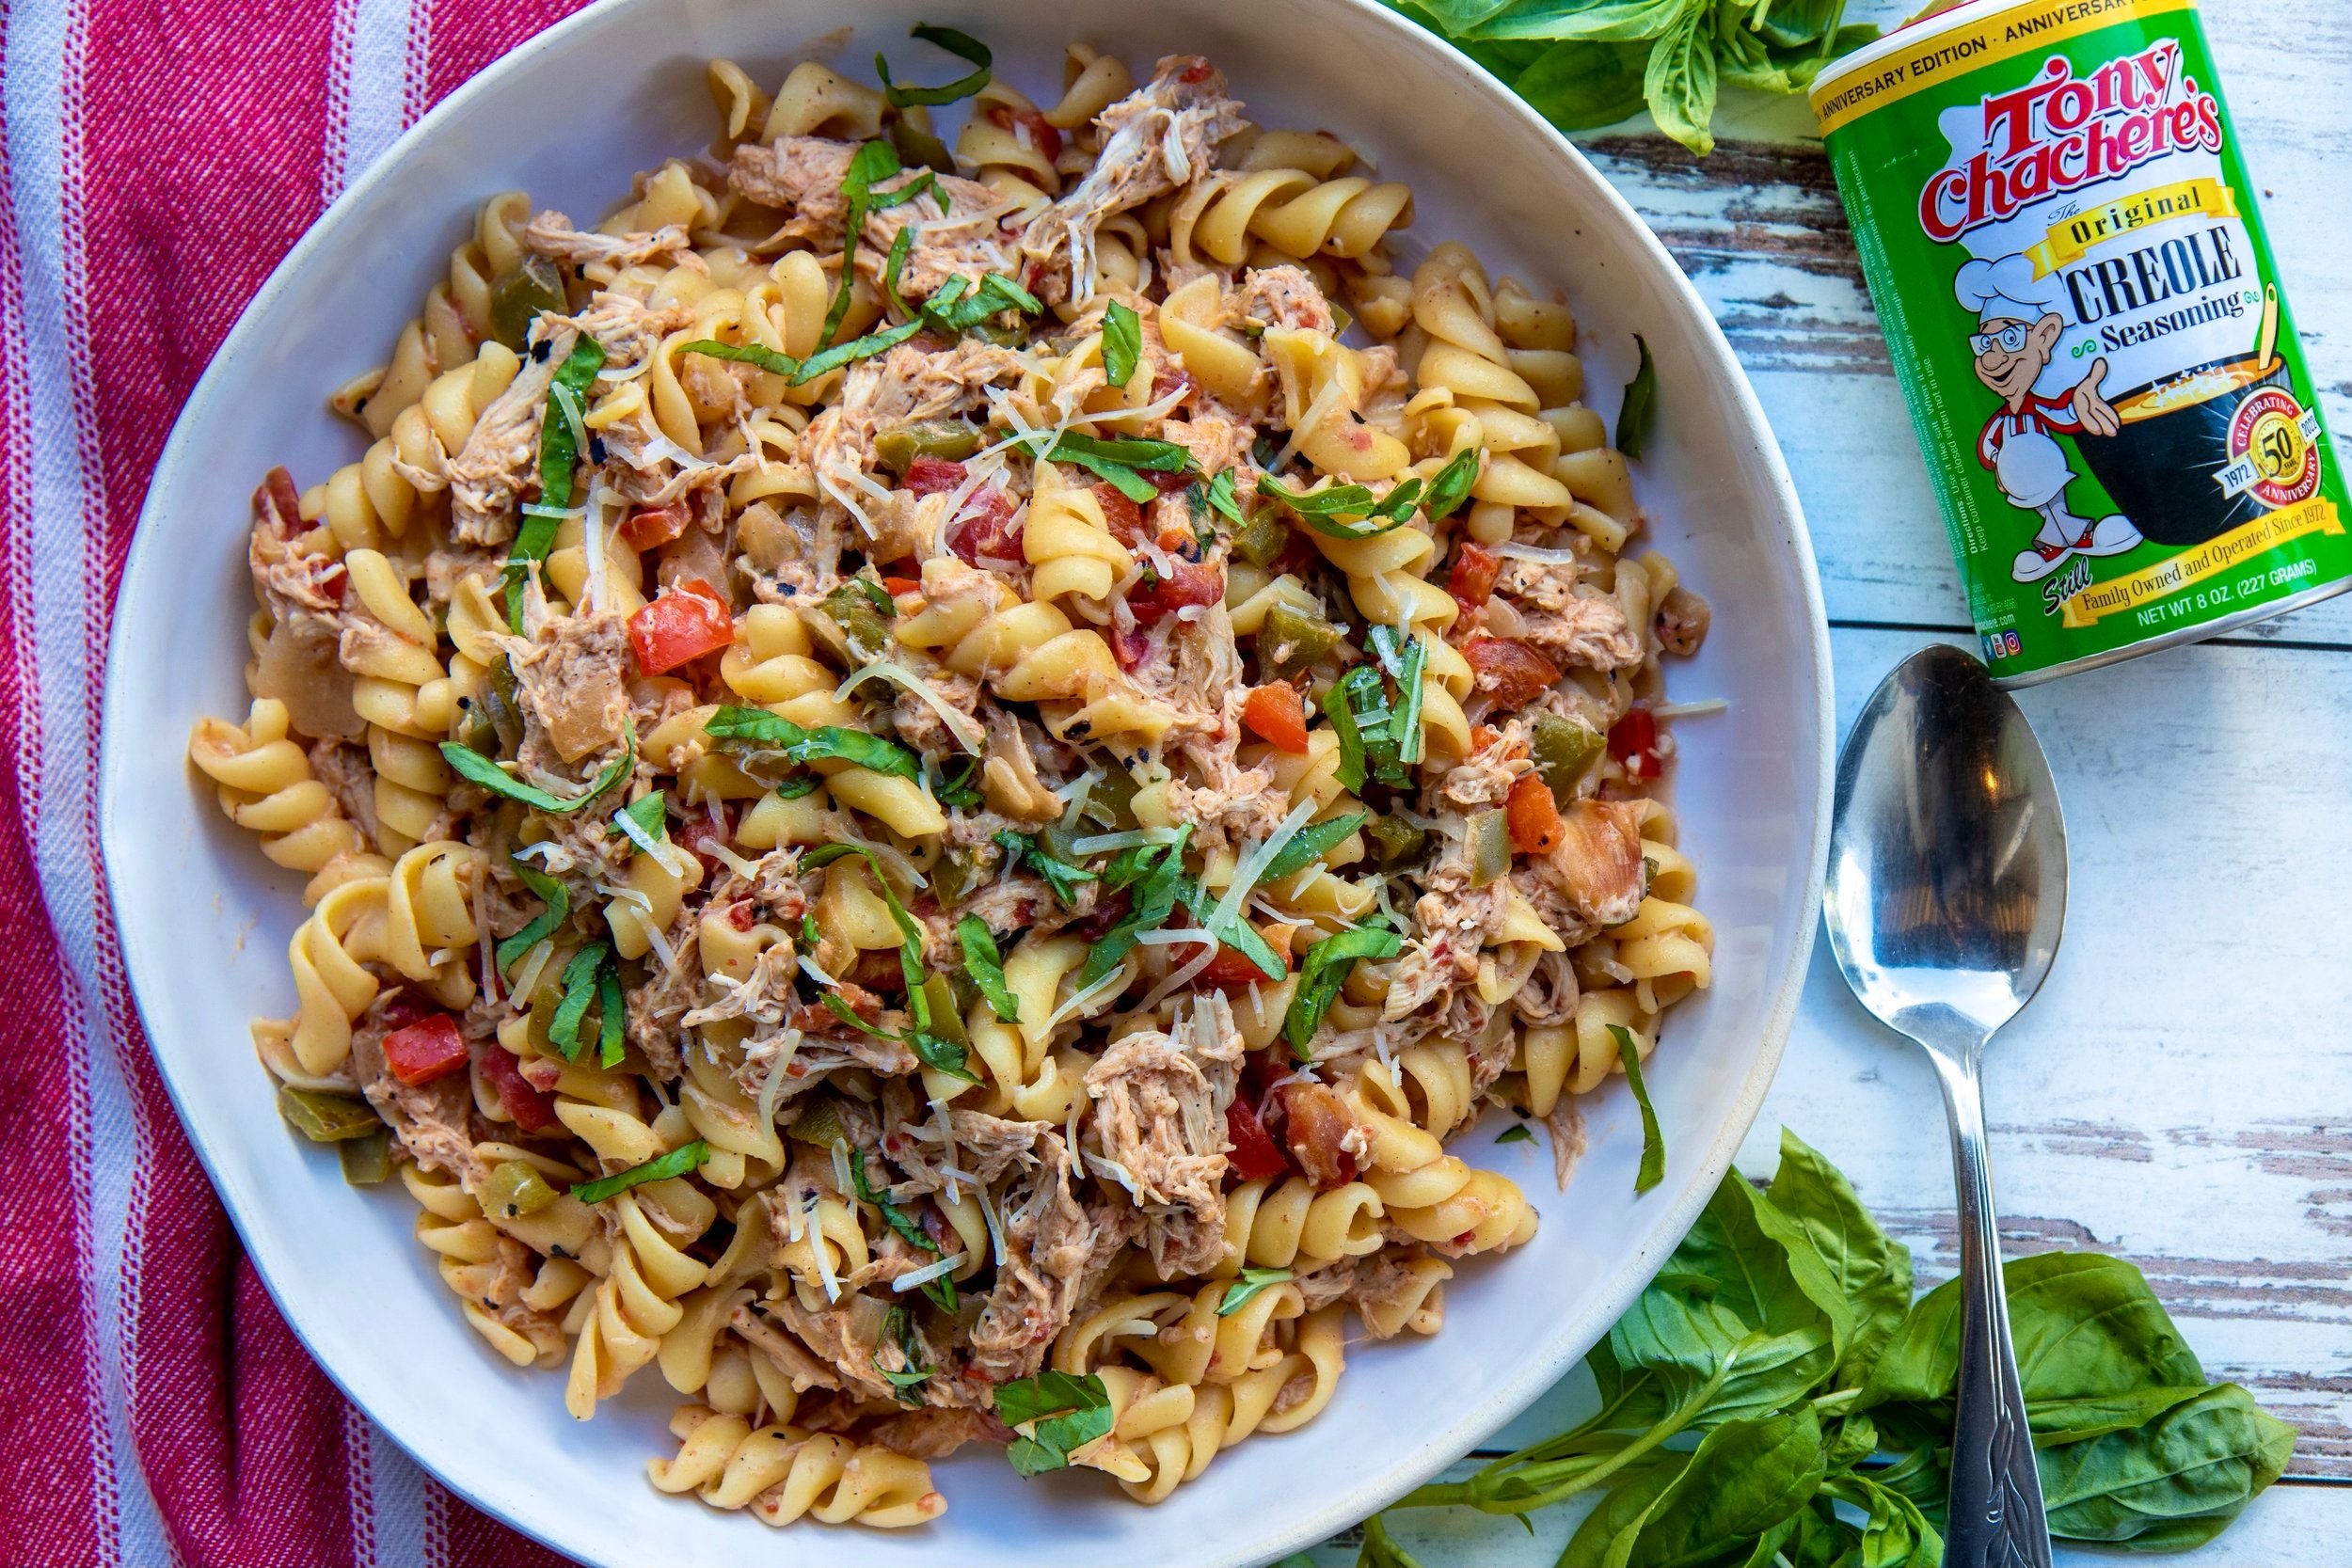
[100,2,1833,1563]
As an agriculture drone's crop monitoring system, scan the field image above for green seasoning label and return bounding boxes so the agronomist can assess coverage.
[1815,0,2348,682]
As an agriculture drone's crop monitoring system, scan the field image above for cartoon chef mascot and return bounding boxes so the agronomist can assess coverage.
[1955,254,2142,583]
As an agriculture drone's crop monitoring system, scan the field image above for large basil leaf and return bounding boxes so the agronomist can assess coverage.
[1760,1128,1913,1388]
[2038,1383,2296,1549]
[1563,1406,1826,1567]
[1642,3,1719,156]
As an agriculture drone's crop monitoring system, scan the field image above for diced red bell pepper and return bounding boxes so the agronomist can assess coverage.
[904,455,967,497]
[1461,634,1563,710]
[1241,683,1310,754]
[1610,707,1661,780]
[382,1012,469,1086]
[1224,1097,1292,1181]
[948,485,1023,565]
[627,579,735,675]
[618,504,689,552]
[1447,543,1502,619]
[480,1046,560,1132]
[882,575,922,597]
[985,103,1062,164]
[1505,770,1565,856]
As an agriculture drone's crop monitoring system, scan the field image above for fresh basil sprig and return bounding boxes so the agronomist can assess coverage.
[1391,0,1875,158]
[874,1304,933,1403]
[1355,1129,2295,1567]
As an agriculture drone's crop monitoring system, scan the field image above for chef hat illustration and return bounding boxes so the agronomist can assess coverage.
[1955,254,2063,325]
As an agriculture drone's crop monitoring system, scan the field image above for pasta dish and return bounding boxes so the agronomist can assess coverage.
[184,30,1714,1530]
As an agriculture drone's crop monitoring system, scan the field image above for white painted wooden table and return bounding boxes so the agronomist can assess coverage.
[1305,1,2352,1560]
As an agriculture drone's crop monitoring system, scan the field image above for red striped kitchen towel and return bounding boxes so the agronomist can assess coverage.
[0,3,596,1563]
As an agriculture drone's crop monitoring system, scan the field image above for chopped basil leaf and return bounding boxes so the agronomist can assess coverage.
[922,271,1042,336]
[1616,333,1657,461]
[497,856,569,974]
[596,959,625,1068]
[1282,921,1402,1058]
[1259,474,1419,540]
[1495,1123,1536,1146]
[1101,300,1142,388]
[571,1139,709,1205]
[1216,1266,1295,1316]
[1610,1023,1665,1193]
[880,222,915,319]
[874,1305,932,1405]
[852,575,898,619]
[911,1030,980,1085]
[995,1370,1115,1478]
[993,829,1097,908]
[548,941,608,1061]
[1391,631,1428,767]
[819,991,898,1039]
[439,724,634,815]
[705,705,921,781]
[1178,878,1286,983]
[1026,430,1192,503]
[876,22,992,108]
[1260,812,1369,883]
[677,338,799,380]
[1079,829,1193,990]
[818,140,906,349]
[957,916,1019,1022]
[791,318,925,386]
[935,758,983,810]
[610,791,667,844]
[1319,664,1386,793]
[1202,468,1245,525]
[800,842,930,1031]
[504,332,607,626]
[849,1155,957,1311]
[801,912,821,951]
[773,773,823,800]
[1421,444,1483,521]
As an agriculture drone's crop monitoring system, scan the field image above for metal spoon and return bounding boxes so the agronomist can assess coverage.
[1822,644,2065,1568]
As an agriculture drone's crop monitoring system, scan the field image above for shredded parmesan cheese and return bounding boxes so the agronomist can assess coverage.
[1494,541,1584,565]
[891,1252,968,1292]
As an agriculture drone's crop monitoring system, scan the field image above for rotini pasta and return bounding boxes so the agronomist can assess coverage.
[188,29,1712,1533]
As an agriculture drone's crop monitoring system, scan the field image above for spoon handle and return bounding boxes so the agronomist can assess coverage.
[1931,1050,2053,1568]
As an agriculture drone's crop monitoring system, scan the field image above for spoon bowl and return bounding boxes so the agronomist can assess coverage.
[1824,643,2068,1568]
[1827,642,2067,1056]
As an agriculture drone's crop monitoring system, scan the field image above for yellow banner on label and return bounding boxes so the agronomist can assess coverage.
[2026,178,2240,277]
[2059,499,2344,627]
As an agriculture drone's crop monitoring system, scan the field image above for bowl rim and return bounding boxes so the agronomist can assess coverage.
[98,2,1836,1561]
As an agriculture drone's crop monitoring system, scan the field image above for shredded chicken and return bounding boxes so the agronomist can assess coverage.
[1019,56,1245,305]
[1082,997,1243,1274]
[522,212,692,270]
[1498,560,1645,672]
